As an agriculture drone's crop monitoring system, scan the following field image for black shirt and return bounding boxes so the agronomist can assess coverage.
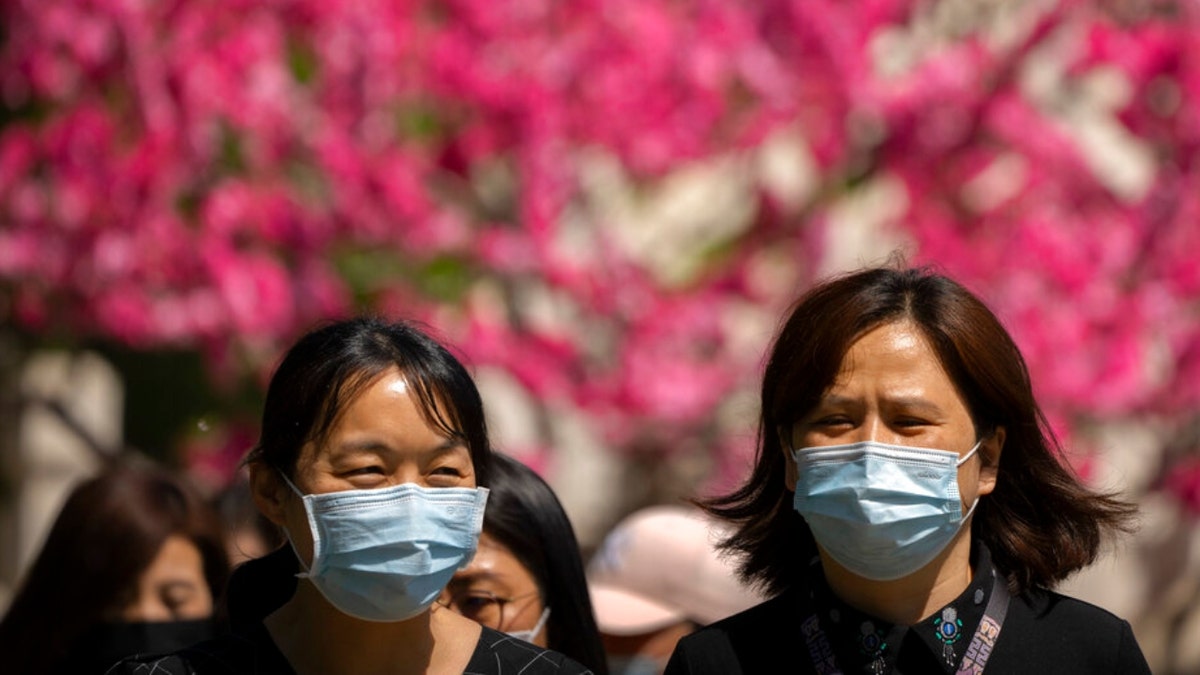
[106,547,591,675]
[665,545,1150,674]
[810,547,998,673]
[106,623,590,675]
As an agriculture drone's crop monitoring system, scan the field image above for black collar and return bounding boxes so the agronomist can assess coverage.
[805,543,998,674]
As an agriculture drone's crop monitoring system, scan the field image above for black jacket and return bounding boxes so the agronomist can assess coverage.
[666,547,1150,675]
[106,547,591,675]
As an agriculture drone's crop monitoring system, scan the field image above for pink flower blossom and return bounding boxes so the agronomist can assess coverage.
[2,0,1199,492]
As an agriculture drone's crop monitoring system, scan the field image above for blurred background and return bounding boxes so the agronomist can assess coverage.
[1,0,1198,671]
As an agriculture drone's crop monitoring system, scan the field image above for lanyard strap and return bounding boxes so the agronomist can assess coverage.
[955,570,1009,674]
[800,568,1011,675]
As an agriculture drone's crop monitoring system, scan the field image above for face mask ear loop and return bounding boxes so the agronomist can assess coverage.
[509,606,551,642]
[956,438,984,467]
[957,439,987,524]
[277,468,305,496]
[530,606,551,637]
[961,495,980,523]
[275,468,317,578]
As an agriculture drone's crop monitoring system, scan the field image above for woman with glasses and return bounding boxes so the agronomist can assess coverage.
[439,453,609,673]
[110,318,591,674]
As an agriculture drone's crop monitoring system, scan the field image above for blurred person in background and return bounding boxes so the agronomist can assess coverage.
[212,471,284,567]
[110,317,591,674]
[586,505,764,675]
[0,458,229,674]
[666,265,1150,674]
[439,452,608,673]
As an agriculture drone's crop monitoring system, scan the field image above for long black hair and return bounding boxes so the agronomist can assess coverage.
[483,453,608,674]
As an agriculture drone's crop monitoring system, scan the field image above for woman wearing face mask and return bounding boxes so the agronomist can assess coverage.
[111,317,591,675]
[0,459,228,674]
[665,266,1151,674]
[438,453,608,673]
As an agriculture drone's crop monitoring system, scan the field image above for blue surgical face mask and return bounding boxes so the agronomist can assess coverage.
[281,473,489,622]
[505,606,551,643]
[792,439,982,581]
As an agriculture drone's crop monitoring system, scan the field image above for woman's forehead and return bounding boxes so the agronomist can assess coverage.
[821,322,963,403]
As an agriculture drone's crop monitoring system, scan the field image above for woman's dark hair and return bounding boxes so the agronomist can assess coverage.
[214,472,286,561]
[245,317,491,487]
[483,453,608,674]
[0,459,229,673]
[704,265,1137,596]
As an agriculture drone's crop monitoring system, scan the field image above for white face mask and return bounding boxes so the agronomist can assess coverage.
[792,439,982,581]
[504,606,551,643]
[281,473,489,621]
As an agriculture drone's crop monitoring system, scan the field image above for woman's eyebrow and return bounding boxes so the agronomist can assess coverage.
[812,394,859,409]
[811,394,944,414]
[329,439,392,456]
[425,438,469,456]
[450,569,502,586]
[333,435,464,452]
[882,396,944,414]
[160,580,201,594]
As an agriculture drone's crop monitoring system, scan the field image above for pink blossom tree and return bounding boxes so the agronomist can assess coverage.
[2,0,1199,525]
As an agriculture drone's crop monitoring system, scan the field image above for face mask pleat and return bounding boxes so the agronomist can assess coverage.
[283,473,489,622]
[792,440,979,581]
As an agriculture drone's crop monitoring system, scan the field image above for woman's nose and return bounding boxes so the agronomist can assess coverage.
[859,416,901,445]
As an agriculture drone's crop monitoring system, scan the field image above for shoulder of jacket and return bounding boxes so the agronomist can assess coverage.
[1013,588,1132,630]
[472,627,592,673]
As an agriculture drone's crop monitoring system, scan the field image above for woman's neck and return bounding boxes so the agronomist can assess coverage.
[821,534,975,626]
[264,582,480,675]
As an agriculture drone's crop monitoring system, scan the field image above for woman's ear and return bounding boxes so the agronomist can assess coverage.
[249,462,291,527]
[976,426,1004,497]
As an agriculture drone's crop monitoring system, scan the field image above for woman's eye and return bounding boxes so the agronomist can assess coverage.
[460,594,496,612]
[428,466,468,487]
[814,416,851,427]
[346,466,384,476]
[161,585,198,613]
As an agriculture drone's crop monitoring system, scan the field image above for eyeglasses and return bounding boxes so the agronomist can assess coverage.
[437,589,541,630]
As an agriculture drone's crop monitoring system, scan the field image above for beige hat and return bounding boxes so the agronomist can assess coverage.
[586,505,766,636]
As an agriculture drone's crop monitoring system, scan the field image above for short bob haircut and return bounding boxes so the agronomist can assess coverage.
[245,317,491,487]
[0,460,229,673]
[480,453,609,674]
[704,266,1136,597]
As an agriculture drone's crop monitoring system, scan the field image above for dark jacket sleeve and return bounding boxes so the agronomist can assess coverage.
[988,590,1153,674]
[664,632,741,675]
[1113,618,1153,675]
[664,590,802,675]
